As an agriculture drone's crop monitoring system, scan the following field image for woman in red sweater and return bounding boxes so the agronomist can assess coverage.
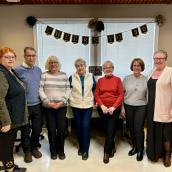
[94,60,124,164]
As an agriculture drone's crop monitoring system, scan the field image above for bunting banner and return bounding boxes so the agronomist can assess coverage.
[140,24,148,34]
[45,26,54,35]
[54,29,62,39]
[107,34,114,44]
[92,36,99,44]
[82,36,89,45]
[72,35,79,44]
[115,33,123,42]
[63,32,71,42]
[44,24,149,45]
[131,28,139,37]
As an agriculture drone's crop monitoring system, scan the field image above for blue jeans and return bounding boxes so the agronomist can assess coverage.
[72,107,92,153]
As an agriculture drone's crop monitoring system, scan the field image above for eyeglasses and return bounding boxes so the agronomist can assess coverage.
[25,54,36,57]
[103,67,113,70]
[3,56,15,59]
[153,58,166,61]
[133,65,141,67]
[49,61,58,64]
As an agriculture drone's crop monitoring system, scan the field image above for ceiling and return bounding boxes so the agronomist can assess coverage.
[0,0,171,5]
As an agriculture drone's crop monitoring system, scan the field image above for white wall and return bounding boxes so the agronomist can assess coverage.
[0,4,172,66]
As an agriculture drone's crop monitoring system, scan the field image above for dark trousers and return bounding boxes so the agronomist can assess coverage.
[44,107,67,155]
[97,106,120,154]
[72,107,92,153]
[20,103,43,153]
[0,128,17,170]
[124,104,146,151]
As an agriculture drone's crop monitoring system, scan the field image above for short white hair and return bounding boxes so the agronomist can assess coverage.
[74,58,86,67]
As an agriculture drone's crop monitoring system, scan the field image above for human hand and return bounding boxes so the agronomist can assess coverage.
[47,101,57,108]
[121,106,126,118]
[108,107,115,115]
[1,124,11,132]
[53,102,64,109]
[101,105,108,114]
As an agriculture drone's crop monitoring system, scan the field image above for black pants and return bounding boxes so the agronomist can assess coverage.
[0,128,17,170]
[97,106,120,154]
[44,106,67,155]
[20,103,43,152]
[124,104,146,151]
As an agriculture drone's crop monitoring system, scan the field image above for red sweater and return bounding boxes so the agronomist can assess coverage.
[94,75,124,108]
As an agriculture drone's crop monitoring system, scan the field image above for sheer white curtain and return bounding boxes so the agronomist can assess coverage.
[35,20,91,77]
[100,19,157,79]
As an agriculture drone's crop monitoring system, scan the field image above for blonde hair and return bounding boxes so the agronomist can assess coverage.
[154,50,168,59]
[45,56,61,71]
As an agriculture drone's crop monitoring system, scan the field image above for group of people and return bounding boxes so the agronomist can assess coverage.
[0,46,172,172]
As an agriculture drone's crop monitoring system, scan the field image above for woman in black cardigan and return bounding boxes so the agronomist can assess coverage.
[0,47,28,172]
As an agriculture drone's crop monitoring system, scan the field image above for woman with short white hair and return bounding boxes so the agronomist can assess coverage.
[39,56,70,160]
[94,60,124,164]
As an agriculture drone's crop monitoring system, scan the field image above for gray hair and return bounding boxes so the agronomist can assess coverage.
[45,56,61,71]
[154,50,168,59]
[74,58,86,67]
[103,60,114,70]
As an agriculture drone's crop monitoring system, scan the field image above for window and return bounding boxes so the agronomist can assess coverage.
[35,18,158,78]
[100,19,158,79]
[35,19,91,77]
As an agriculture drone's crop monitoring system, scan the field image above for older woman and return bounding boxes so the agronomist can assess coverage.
[69,58,96,160]
[146,50,172,167]
[94,60,123,164]
[39,56,70,160]
[122,58,147,161]
[0,47,27,172]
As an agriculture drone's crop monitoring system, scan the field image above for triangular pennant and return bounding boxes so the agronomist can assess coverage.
[72,35,79,44]
[115,33,123,42]
[92,36,99,44]
[107,34,114,44]
[82,36,89,45]
[131,28,139,37]
[54,29,62,39]
[140,24,148,34]
[63,32,71,42]
[45,26,54,35]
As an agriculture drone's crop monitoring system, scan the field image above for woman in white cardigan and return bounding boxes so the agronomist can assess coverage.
[146,50,172,167]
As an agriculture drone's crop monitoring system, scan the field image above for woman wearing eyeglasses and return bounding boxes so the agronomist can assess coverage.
[122,58,147,161]
[146,50,172,167]
[39,56,70,160]
[0,47,27,172]
[94,60,123,164]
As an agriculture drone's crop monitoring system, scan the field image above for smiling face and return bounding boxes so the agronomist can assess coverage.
[76,63,86,76]
[103,61,114,76]
[132,61,142,76]
[49,61,59,74]
[24,49,36,67]
[153,52,167,71]
[0,51,16,70]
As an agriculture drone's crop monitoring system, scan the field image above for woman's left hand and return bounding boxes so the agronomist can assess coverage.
[108,107,115,115]
[1,124,11,132]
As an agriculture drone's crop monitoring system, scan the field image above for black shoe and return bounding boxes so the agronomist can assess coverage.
[136,151,143,161]
[13,166,27,172]
[59,153,66,160]
[128,148,137,156]
[51,154,57,160]
[82,152,88,160]
[109,148,116,158]
[103,153,109,164]
[78,149,82,156]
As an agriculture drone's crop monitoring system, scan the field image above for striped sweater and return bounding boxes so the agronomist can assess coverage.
[39,71,70,107]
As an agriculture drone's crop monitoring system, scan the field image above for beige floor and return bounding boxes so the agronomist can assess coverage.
[13,129,172,172]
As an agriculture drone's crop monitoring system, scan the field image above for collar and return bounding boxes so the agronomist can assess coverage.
[22,62,34,69]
